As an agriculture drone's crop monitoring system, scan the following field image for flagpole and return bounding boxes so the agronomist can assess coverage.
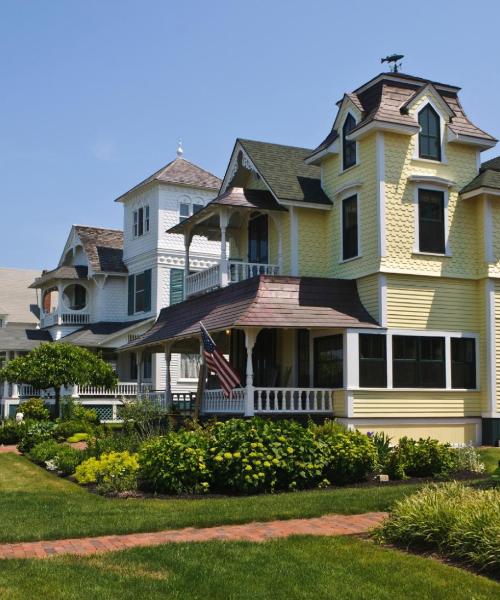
[194,335,206,420]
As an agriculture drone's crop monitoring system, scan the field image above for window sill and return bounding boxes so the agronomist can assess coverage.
[339,254,362,264]
[353,387,479,392]
[411,156,448,166]
[339,162,360,176]
[412,251,452,258]
[133,231,151,239]
[177,378,199,383]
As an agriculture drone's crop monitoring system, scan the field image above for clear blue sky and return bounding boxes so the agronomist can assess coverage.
[2,0,499,269]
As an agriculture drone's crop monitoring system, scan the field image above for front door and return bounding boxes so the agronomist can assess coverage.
[248,214,268,264]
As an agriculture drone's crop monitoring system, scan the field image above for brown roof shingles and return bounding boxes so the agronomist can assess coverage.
[124,276,379,350]
[74,226,127,273]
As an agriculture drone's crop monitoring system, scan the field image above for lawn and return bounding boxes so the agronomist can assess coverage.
[480,447,500,477]
[0,536,498,600]
[0,453,418,543]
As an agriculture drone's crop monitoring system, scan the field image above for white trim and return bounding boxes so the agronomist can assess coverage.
[334,180,363,200]
[341,111,360,173]
[378,274,387,326]
[376,132,386,257]
[412,99,448,163]
[461,187,500,200]
[447,129,497,150]
[346,390,354,418]
[345,330,359,390]
[484,279,498,417]
[412,185,450,256]
[348,121,419,142]
[304,140,339,165]
[484,197,494,263]
[408,175,455,188]
[339,417,481,425]
[353,74,460,96]
[289,206,299,276]
[340,192,361,262]
[279,200,332,211]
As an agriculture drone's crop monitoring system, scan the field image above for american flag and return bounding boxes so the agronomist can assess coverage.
[200,322,241,397]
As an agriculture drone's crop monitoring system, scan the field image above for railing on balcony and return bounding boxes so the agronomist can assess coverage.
[79,382,151,397]
[203,388,246,413]
[41,312,90,328]
[186,260,280,298]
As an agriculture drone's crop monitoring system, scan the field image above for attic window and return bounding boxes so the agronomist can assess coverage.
[342,114,357,170]
[418,104,441,161]
[133,206,150,237]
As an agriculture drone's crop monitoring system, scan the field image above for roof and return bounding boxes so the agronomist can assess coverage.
[58,318,151,348]
[308,73,496,161]
[167,187,286,235]
[0,268,41,323]
[115,157,222,202]
[0,324,51,352]
[30,266,88,289]
[461,155,500,195]
[73,226,127,274]
[124,276,379,351]
[236,140,332,206]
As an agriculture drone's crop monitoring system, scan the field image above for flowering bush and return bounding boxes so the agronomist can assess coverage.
[27,439,85,475]
[27,439,61,465]
[17,398,50,421]
[0,419,25,444]
[139,431,210,494]
[318,429,378,484]
[386,437,456,479]
[17,420,56,453]
[451,445,485,474]
[75,451,139,494]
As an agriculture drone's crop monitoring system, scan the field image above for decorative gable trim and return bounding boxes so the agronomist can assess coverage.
[401,83,455,119]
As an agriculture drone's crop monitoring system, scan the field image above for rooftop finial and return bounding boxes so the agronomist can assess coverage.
[381,54,404,73]
[177,139,184,158]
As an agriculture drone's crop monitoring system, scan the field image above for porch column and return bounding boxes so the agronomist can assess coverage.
[164,343,172,410]
[3,380,9,399]
[71,384,80,399]
[184,229,193,299]
[10,353,19,399]
[220,209,229,287]
[56,283,63,324]
[136,350,143,396]
[243,328,260,417]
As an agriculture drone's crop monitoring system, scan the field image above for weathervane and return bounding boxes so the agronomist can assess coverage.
[177,139,184,158]
[381,54,404,73]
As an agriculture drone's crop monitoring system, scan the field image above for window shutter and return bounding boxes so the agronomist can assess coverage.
[144,269,152,312]
[169,269,184,305]
[128,275,135,315]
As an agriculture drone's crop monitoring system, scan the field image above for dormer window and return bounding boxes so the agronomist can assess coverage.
[133,206,150,237]
[342,114,357,170]
[418,104,441,161]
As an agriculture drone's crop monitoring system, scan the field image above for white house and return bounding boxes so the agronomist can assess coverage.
[1,147,222,419]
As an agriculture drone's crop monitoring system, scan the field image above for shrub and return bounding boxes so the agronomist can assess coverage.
[208,419,328,493]
[308,418,346,437]
[60,397,98,424]
[27,439,61,465]
[120,397,169,439]
[139,431,210,494]
[388,437,456,479]
[54,445,85,476]
[54,420,95,441]
[85,430,142,457]
[320,430,378,484]
[17,420,56,453]
[0,419,25,444]
[66,432,89,443]
[376,482,500,576]
[367,431,393,473]
[451,445,485,474]
[17,398,50,421]
[75,451,139,494]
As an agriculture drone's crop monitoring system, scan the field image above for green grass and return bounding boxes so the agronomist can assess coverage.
[480,447,500,477]
[0,537,498,600]
[0,453,418,543]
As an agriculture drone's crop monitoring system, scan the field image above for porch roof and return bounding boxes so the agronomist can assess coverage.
[30,266,89,289]
[0,324,51,351]
[57,318,152,348]
[167,187,286,236]
[123,275,380,351]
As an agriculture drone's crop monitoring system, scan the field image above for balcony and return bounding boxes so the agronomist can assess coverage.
[186,260,280,297]
[40,311,90,328]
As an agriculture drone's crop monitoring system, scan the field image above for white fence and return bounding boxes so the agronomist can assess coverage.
[254,388,333,413]
[202,388,246,413]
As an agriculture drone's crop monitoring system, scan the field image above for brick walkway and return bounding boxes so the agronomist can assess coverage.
[0,445,20,454]
[0,512,387,560]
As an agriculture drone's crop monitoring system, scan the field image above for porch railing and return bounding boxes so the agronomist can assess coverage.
[229,261,280,283]
[78,382,150,397]
[41,312,90,328]
[186,264,221,297]
[254,388,333,413]
[203,388,246,413]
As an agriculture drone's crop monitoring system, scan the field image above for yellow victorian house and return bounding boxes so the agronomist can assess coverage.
[127,71,500,446]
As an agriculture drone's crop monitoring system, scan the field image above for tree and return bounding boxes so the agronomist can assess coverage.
[0,343,118,416]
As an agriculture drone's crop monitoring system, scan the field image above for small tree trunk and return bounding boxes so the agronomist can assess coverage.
[54,387,61,419]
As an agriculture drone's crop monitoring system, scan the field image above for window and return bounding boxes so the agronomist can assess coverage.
[418,104,441,161]
[179,201,204,222]
[169,269,184,305]
[418,189,445,254]
[451,338,476,389]
[248,214,269,263]
[180,354,202,379]
[127,269,152,315]
[342,113,357,170]
[314,335,343,388]
[359,334,387,387]
[342,194,358,260]
[393,336,445,388]
[143,352,152,380]
[133,206,150,237]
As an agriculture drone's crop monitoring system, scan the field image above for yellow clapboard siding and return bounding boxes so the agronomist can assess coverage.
[356,274,380,322]
[333,390,347,417]
[354,423,479,445]
[353,390,481,417]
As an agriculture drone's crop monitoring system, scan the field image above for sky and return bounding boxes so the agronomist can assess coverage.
[1,0,499,269]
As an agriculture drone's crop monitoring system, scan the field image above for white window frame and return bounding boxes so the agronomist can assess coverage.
[413,185,451,257]
[347,328,479,392]
[179,198,205,223]
[341,111,360,173]
[179,353,202,382]
[132,205,150,238]
[413,99,448,164]
[339,191,361,263]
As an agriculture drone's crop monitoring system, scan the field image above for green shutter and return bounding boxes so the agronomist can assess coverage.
[128,275,135,315]
[144,269,152,312]
[170,269,184,305]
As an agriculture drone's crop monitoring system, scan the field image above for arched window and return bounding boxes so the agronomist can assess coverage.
[418,104,441,161]
[342,114,357,170]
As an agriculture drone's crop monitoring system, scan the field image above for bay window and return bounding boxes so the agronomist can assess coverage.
[393,336,445,388]
[359,334,387,387]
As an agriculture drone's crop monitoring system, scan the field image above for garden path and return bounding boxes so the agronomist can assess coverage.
[0,512,387,560]
[0,445,19,454]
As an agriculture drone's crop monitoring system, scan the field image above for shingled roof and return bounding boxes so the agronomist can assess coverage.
[234,139,331,206]
[0,325,51,351]
[57,318,151,348]
[461,156,500,195]
[308,72,496,162]
[116,157,221,202]
[0,268,41,323]
[30,266,88,289]
[124,276,379,351]
[73,226,127,274]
